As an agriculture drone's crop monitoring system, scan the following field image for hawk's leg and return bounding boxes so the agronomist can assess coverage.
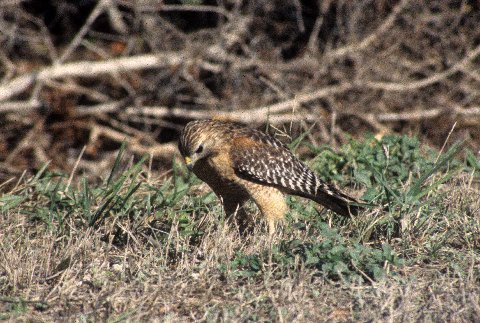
[221,196,254,235]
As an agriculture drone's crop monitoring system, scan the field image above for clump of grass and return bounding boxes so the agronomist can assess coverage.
[305,134,478,266]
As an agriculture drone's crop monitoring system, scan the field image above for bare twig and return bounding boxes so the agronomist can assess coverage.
[104,0,128,34]
[363,45,480,92]
[307,17,324,53]
[88,124,177,158]
[76,101,126,115]
[292,0,305,33]
[326,0,412,59]
[5,121,43,165]
[158,4,232,19]
[0,74,37,103]
[58,0,110,63]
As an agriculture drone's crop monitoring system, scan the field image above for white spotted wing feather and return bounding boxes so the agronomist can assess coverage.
[230,130,360,216]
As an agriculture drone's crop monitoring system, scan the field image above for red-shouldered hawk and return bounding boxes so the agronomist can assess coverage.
[178,119,361,234]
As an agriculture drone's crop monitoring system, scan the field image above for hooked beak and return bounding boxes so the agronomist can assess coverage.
[184,156,194,171]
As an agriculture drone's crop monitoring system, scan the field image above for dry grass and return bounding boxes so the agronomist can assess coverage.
[0,199,479,321]
[1,136,479,321]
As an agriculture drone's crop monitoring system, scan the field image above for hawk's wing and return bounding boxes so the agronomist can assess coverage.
[230,131,320,196]
[230,131,360,216]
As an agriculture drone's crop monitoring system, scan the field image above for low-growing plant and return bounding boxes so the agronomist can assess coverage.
[223,223,402,282]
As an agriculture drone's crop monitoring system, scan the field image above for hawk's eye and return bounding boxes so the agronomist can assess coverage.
[195,145,204,154]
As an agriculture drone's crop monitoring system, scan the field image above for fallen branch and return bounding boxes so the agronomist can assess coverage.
[0,99,42,113]
[370,106,480,122]
[123,105,318,124]
[252,83,355,115]
[121,83,354,124]
[0,53,184,102]
[0,83,353,119]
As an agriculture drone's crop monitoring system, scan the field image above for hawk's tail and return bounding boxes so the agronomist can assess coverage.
[311,185,362,217]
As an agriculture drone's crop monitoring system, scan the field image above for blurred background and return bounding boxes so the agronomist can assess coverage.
[1,0,479,180]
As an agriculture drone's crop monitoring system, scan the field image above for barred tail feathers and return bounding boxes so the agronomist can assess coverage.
[311,184,361,217]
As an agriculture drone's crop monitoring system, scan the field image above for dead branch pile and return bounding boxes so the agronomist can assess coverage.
[1,0,479,178]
